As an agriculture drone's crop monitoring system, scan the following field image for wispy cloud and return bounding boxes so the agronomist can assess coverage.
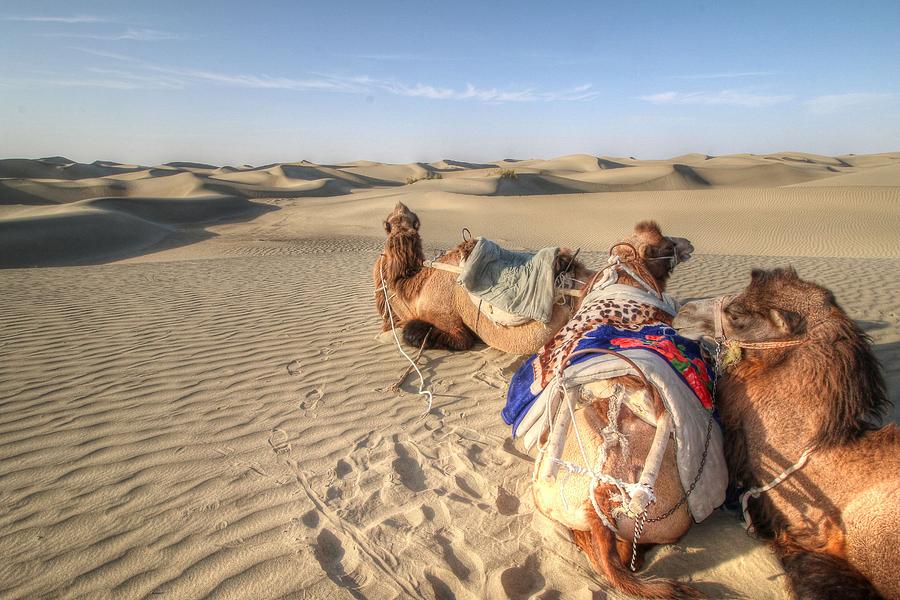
[69,47,141,61]
[348,53,450,61]
[145,64,359,92]
[13,48,599,102]
[39,27,191,41]
[639,90,793,107]
[373,81,600,102]
[4,15,112,23]
[805,92,895,115]
[671,71,774,80]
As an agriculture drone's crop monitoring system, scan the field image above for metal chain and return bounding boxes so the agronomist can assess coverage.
[644,339,721,524]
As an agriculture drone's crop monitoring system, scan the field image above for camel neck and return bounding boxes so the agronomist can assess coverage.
[722,357,822,469]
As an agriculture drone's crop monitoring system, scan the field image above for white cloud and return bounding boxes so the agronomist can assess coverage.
[25,48,599,102]
[671,71,774,80]
[375,81,600,102]
[805,92,895,115]
[639,90,793,107]
[39,28,190,41]
[4,15,111,23]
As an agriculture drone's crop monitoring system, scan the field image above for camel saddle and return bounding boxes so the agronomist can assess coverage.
[457,237,560,325]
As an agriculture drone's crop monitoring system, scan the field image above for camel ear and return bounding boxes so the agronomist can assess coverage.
[384,220,391,234]
[770,308,804,334]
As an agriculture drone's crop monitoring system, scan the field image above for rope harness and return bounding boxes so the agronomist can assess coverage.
[740,448,813,534]
[377,261,434,416]
[533,254,712,571]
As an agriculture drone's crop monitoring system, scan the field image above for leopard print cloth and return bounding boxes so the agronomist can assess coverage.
[533,296,673,390]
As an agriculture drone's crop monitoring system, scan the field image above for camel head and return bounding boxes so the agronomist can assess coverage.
[674,267,829,348]
[380,202,425,283]
[676,267,888,446]
[383,202,420,236]
[613,221,693,288]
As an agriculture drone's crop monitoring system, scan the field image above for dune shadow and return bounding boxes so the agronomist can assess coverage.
[0,198,278,268]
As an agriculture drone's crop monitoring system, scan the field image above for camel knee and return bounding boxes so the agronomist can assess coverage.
[403,319,474,351]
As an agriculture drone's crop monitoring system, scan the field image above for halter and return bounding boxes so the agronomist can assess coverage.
[713,296,807,352]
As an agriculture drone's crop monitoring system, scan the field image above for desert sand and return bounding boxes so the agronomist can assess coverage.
[1,152,898,599]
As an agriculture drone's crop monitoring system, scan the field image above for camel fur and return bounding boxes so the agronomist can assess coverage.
[674,267,898,599]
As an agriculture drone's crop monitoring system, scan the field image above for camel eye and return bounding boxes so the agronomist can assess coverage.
[724,305,747,327]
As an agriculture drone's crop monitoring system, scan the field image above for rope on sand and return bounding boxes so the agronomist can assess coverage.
[378,266,434,416]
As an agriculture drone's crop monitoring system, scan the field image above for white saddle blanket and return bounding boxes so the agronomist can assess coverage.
[520,350,727,523]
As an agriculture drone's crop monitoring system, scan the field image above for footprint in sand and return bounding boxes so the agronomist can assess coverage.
[425,573,456,600]
[391,439,427,493]
[312,529,366,599]
[495,486,520,516]
[286,359,302,375]
[434,529,482,582]
[335,458,353,478]
[499,554,545,600]
[301,509,319,529]
[299,388,323,411]
[268,428,291,454]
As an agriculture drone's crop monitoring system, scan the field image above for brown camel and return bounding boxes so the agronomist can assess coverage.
[373,202,692,355]
[525,225,713,599]
[674,267,898,599]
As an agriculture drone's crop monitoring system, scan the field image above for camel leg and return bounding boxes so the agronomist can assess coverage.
[574,492,703,599]
[778,541,882,600]
[830,487,897,599]
[402,319,475,351]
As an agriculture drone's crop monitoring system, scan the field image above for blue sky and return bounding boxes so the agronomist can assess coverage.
[1,0,898,164]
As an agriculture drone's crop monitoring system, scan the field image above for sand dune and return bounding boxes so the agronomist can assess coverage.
[0,195,267,267]
[0,151,898,599]
[5,150,896,209]
[791,162,900,186]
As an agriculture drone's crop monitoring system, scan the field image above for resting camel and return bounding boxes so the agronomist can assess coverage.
[373,202,692,355]
[513,225,715,599]
[674,267,898,599]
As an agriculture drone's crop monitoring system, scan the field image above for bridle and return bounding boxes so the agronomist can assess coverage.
[713,296,807,353]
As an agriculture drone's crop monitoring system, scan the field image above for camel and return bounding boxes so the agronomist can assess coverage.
[673,267,898,599]
[373,202,693,355]
[505,224,714,598]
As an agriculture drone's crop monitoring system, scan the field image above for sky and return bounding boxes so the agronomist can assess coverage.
[1,0,899,165]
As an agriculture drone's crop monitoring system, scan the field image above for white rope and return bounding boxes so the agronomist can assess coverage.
[740,447,813,532]
[378,266,434,416]
[534,257,666,533]
[548,371,655,533]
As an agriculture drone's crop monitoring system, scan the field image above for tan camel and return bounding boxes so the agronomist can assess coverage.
[524,225,712,599]
[373,202,692,355]
[674,267,898,599]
